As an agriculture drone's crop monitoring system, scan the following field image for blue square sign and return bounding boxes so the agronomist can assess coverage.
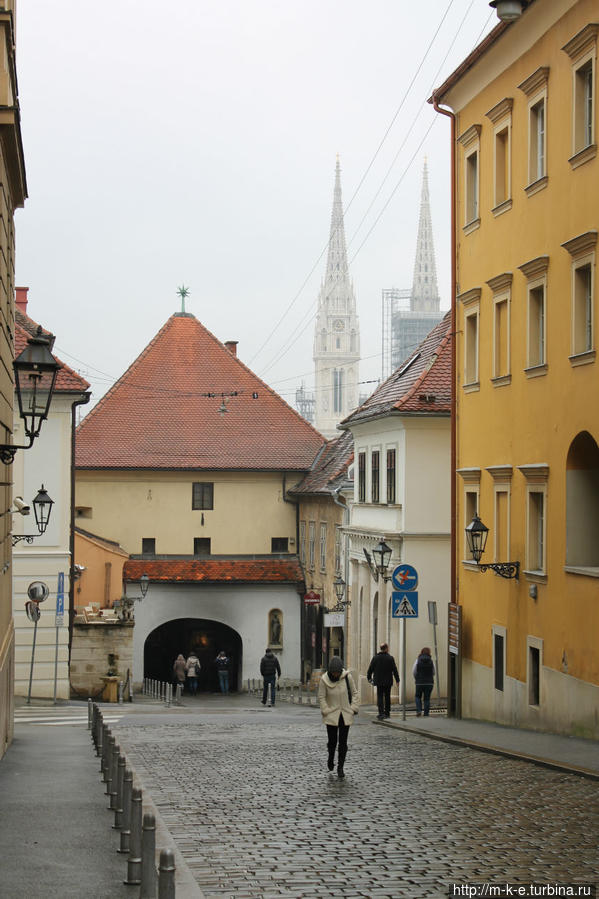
[392,591,419,618]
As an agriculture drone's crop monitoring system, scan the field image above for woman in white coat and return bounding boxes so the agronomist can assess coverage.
[318,656,359,778]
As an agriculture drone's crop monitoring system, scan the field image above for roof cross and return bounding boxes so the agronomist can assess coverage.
[176,285,190,313]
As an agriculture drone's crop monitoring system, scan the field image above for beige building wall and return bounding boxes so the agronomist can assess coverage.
[73,530,129,611]
[75,470,299,556]
[0,3,26,758]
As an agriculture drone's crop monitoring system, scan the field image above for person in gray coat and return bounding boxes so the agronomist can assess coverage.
[317,656,359,778]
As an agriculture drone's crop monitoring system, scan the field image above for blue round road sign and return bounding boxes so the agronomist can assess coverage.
[391,564,418,591]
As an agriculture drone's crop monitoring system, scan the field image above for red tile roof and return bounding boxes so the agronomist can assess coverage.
[289,429,353,496]
[75,313,324,470]
[340,312,452,427]
[124,557,304,585]
[15,310,90,393]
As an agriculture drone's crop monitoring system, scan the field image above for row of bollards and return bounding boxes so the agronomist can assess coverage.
[246,678,318,705]
[142,679,182,707]
[89,698,176,898]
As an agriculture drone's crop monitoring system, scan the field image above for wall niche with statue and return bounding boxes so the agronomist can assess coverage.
[268,609,283,649]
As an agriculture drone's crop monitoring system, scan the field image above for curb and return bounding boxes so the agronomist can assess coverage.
[373,718,599,781]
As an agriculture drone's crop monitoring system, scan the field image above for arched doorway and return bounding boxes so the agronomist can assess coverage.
[144,618,242,692]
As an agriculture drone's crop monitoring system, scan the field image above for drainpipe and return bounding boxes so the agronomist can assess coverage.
[332,485,350,665]
[432,91,459,717]
[69,393,91,662]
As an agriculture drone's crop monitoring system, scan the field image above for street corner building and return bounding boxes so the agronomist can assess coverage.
[73,308,325,693]
[431,0,599,736]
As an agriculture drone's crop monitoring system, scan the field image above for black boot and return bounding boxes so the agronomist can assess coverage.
[337,748,346,778]
[327,749,335,771]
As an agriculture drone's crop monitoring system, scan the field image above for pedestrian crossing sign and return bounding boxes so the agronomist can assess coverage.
[392,591,419,618]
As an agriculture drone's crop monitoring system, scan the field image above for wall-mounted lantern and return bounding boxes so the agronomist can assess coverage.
[465,514,520,580]
[12,485,54,546]
[489,1,527,22]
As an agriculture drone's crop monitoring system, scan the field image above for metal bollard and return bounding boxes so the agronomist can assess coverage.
[113,754,126,829]
[87,697,93,729]
[103,732,113,786]
[118,680,124,704]
[108,741,120,809]
[125,787,143,885]
[140,812,157,899]
[164,684,170,708]
[175,684,182,705]
[158,849,176,899]
[118,768,133,854]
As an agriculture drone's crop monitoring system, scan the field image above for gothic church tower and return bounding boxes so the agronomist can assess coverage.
[410,159,440,313]
[313,157,360,438]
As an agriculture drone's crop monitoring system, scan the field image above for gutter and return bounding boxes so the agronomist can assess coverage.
[69,393,91,662]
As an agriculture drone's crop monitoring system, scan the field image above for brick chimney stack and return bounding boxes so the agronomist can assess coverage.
[15,286,28,314]
[224,341,238,357]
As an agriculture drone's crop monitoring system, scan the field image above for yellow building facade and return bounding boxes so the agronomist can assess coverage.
[434,0,598,737]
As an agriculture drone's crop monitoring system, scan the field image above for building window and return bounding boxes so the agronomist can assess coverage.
[457,468,480,563]
[518,67,549,194]
[192,482,214,510]
[464,309,479,386]
[527,639,542,706]
[386,449,396,504]
[358,452,366,502]
[458,124,481,232]
[493,629,505,692]
[527,490,545,573]
[371,451,380,503]
[562,231,597,363]
[333,368,344,413]
[493,296,510,380]
[494,489,509,563]
[334,525,342,574]
[299,521,306,565]
[494,125,510,207]
[308,521,315,570]
[563,25,598,165]
[319,523,327,572]
[271,537,289,553]
[575,59,594,151]
[573,262,593,355]
[528,283,546,367]
[566,431,599,568]
[141,537,155,555]
[194,537,211,556]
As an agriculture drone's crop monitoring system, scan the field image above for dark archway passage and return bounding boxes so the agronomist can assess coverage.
[144,618,242,692]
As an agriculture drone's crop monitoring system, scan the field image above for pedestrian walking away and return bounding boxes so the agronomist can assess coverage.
[317,656,359,779]
[215,650,230,694]
[173,653,187,691]
[367,642,400,720]
[260,647,281,706]
[186,651,201,696]
[412,646,435,717]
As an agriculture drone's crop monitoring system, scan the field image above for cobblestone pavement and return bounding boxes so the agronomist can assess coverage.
[115,704,599,899]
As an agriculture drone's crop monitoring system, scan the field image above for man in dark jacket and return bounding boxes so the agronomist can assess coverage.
[260,648,281,707]
[367,643,400,720]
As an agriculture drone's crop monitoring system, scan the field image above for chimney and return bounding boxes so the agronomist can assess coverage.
[15,286,28,314]
[224,340,238,357]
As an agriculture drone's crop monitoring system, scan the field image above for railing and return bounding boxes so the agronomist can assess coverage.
[89,699,177,897]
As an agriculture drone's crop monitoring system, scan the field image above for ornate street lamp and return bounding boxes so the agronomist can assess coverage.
[12,485,54,546]
[372,537,393,583]
[1,328,62,464]
[139,573,150,598]
[333,574,346,603]
[465,514,520,580]
[489,0,527,22]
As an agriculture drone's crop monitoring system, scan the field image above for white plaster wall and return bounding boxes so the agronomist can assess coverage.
[133,584,302,688]
[462,657,599,738]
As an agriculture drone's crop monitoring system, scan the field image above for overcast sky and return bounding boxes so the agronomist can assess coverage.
[15,1,496,415]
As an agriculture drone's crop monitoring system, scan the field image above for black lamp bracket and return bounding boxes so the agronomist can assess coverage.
[12,534,36,546]
[478,561,520,580]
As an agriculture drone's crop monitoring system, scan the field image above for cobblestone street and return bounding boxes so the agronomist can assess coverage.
[114,700,598,899]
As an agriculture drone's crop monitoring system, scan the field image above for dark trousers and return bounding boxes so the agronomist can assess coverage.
[262,675,276,705]
[415,683,433,715]
[377,684,392,717]
[326,715,349,767]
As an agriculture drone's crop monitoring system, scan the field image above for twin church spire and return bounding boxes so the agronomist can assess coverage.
[313,157,360,438]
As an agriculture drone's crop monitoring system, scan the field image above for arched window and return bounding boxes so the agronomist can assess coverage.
[566,431,599,567]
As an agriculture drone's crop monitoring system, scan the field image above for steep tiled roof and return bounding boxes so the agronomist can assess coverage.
[340,311,451,428]
[75,313,324,470]
[289,429,353,496]
[15,310,90,393]
[124,557,304,585]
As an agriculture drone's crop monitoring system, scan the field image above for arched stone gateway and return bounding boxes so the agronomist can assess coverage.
[144,618,242,693]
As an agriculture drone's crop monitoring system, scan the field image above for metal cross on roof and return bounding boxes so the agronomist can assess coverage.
[176,285,190,313]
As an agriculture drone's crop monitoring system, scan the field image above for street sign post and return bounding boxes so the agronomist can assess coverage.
[26,580,49,705]
[390,565,419,721]
[53,572,65,704]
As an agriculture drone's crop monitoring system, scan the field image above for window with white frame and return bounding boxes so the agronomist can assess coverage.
[518,67,549,194]
[299,520,306,565]
[519,256,549,373]
[519,464,549,576]
[486,97,513,213]
[334,525,342,574]
[562,24,598,167]
[487,465,513,564]
[487,272,512,384]
[319,523,327,572]
[457,467,480,564]
[465,308,479,386]
[308,521,315,570]
[371,450,380,503]
[562,231,597,363]
[386,449,396,504]
[458,124,481,231]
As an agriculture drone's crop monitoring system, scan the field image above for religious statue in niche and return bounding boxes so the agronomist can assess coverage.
[269,609,283,648]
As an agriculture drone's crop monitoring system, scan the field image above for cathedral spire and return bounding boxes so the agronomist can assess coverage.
[324,155,350,289]
[410,159,440,314]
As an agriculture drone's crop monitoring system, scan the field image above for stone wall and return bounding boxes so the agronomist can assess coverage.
[70,620,134,700]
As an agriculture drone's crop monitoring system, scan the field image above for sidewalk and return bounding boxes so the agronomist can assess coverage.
[365,705,599,779]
